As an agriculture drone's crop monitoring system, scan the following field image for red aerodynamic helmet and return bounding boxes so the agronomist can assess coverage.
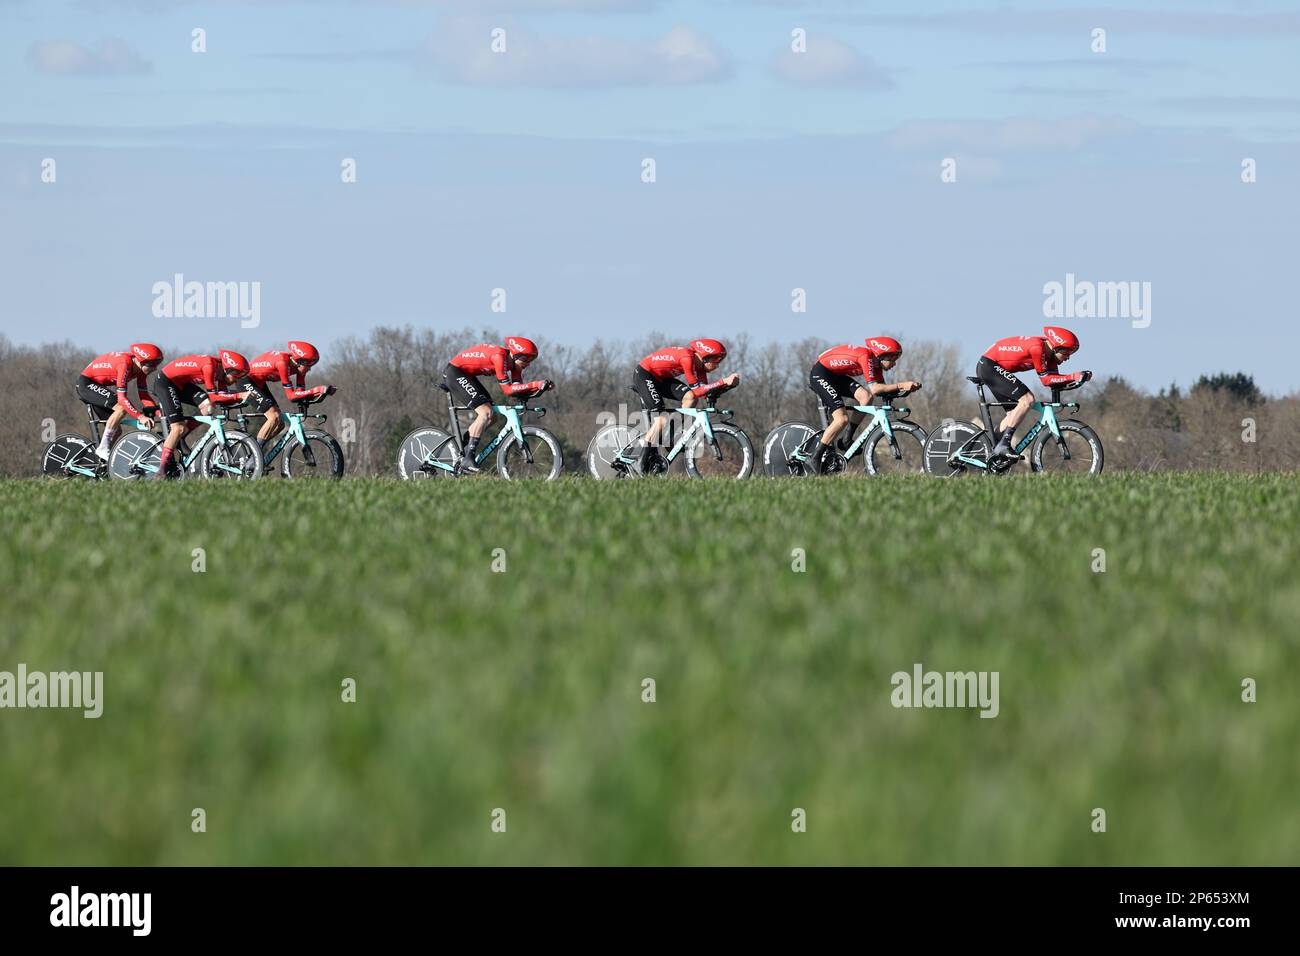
[220,350,250,378]
[287,341,320,366]
[865,336,902,359]
[505,336,538,358]
[691,338,727,362]
[131,343,163,363]
[1043,326,1080,355]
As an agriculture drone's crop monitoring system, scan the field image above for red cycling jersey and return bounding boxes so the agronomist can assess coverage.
[249,350,326,402]
[160,355,244,405]
[81,351,156,420]
[815,345,882,384]
[982,336,1082,387]
[450,344,543,397]
[639,347,728,399]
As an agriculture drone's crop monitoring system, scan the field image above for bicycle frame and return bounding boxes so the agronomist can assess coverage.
[949,386,1079,472]
[239,406,326,467]
[126,414,233,476]
[417,400,540,475]
[793,402,908,464]
[614,403,734,467]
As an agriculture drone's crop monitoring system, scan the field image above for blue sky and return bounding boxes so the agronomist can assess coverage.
[2,0,1298,391]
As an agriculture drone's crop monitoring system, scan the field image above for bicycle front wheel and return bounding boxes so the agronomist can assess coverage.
[1031,420,1104,475]
[203,430,264,479]
[685,424,753,479]
[862,421,927,476]
[283,430,345,479]
[497,426,563,480]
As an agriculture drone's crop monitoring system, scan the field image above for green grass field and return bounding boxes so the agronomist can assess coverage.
[1,474,1296,865]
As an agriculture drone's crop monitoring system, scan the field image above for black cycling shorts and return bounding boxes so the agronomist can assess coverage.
[242,379,279,414]
[975,356,1030,406]
[445,364,493,410]
[150,371,209,426]
[809,363,862,414]
[75,376,116,420]
[632,365,690,413]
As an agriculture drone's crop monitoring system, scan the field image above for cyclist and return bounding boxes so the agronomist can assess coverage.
[805,337,921,474]
[632,338,738,473]
[78,343,163,460]
[445,336,552,473]
[978,326,1092,460]
[246,341,337,447]
[150,350,252,479]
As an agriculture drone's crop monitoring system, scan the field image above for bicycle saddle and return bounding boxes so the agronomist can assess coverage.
[966,377,982,384]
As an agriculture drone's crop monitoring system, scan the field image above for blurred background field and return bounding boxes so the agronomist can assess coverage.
[0,473,1295,865]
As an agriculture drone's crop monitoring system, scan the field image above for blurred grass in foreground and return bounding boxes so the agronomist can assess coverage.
[0,473,1296,865]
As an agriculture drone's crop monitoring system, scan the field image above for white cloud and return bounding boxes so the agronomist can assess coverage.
[26,37,151,76]
[421,19,729,87]
[770,34,893,89]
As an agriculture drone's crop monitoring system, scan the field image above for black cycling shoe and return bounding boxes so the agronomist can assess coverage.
[990,435,1022,461]
[456,455,481,474]
[807,443,827,475]
[639,444,668,475]
[636,442,667,474]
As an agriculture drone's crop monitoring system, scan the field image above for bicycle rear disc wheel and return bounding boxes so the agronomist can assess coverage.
[685,424,753,479]
[43,435,99,479]
[108,432,163,480]
[1031,421,1104,475]
[587,424,642,480]
[498,426,562,480]
[396,426,453,479]
[922,421,991,478]
[762,421,817,477]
